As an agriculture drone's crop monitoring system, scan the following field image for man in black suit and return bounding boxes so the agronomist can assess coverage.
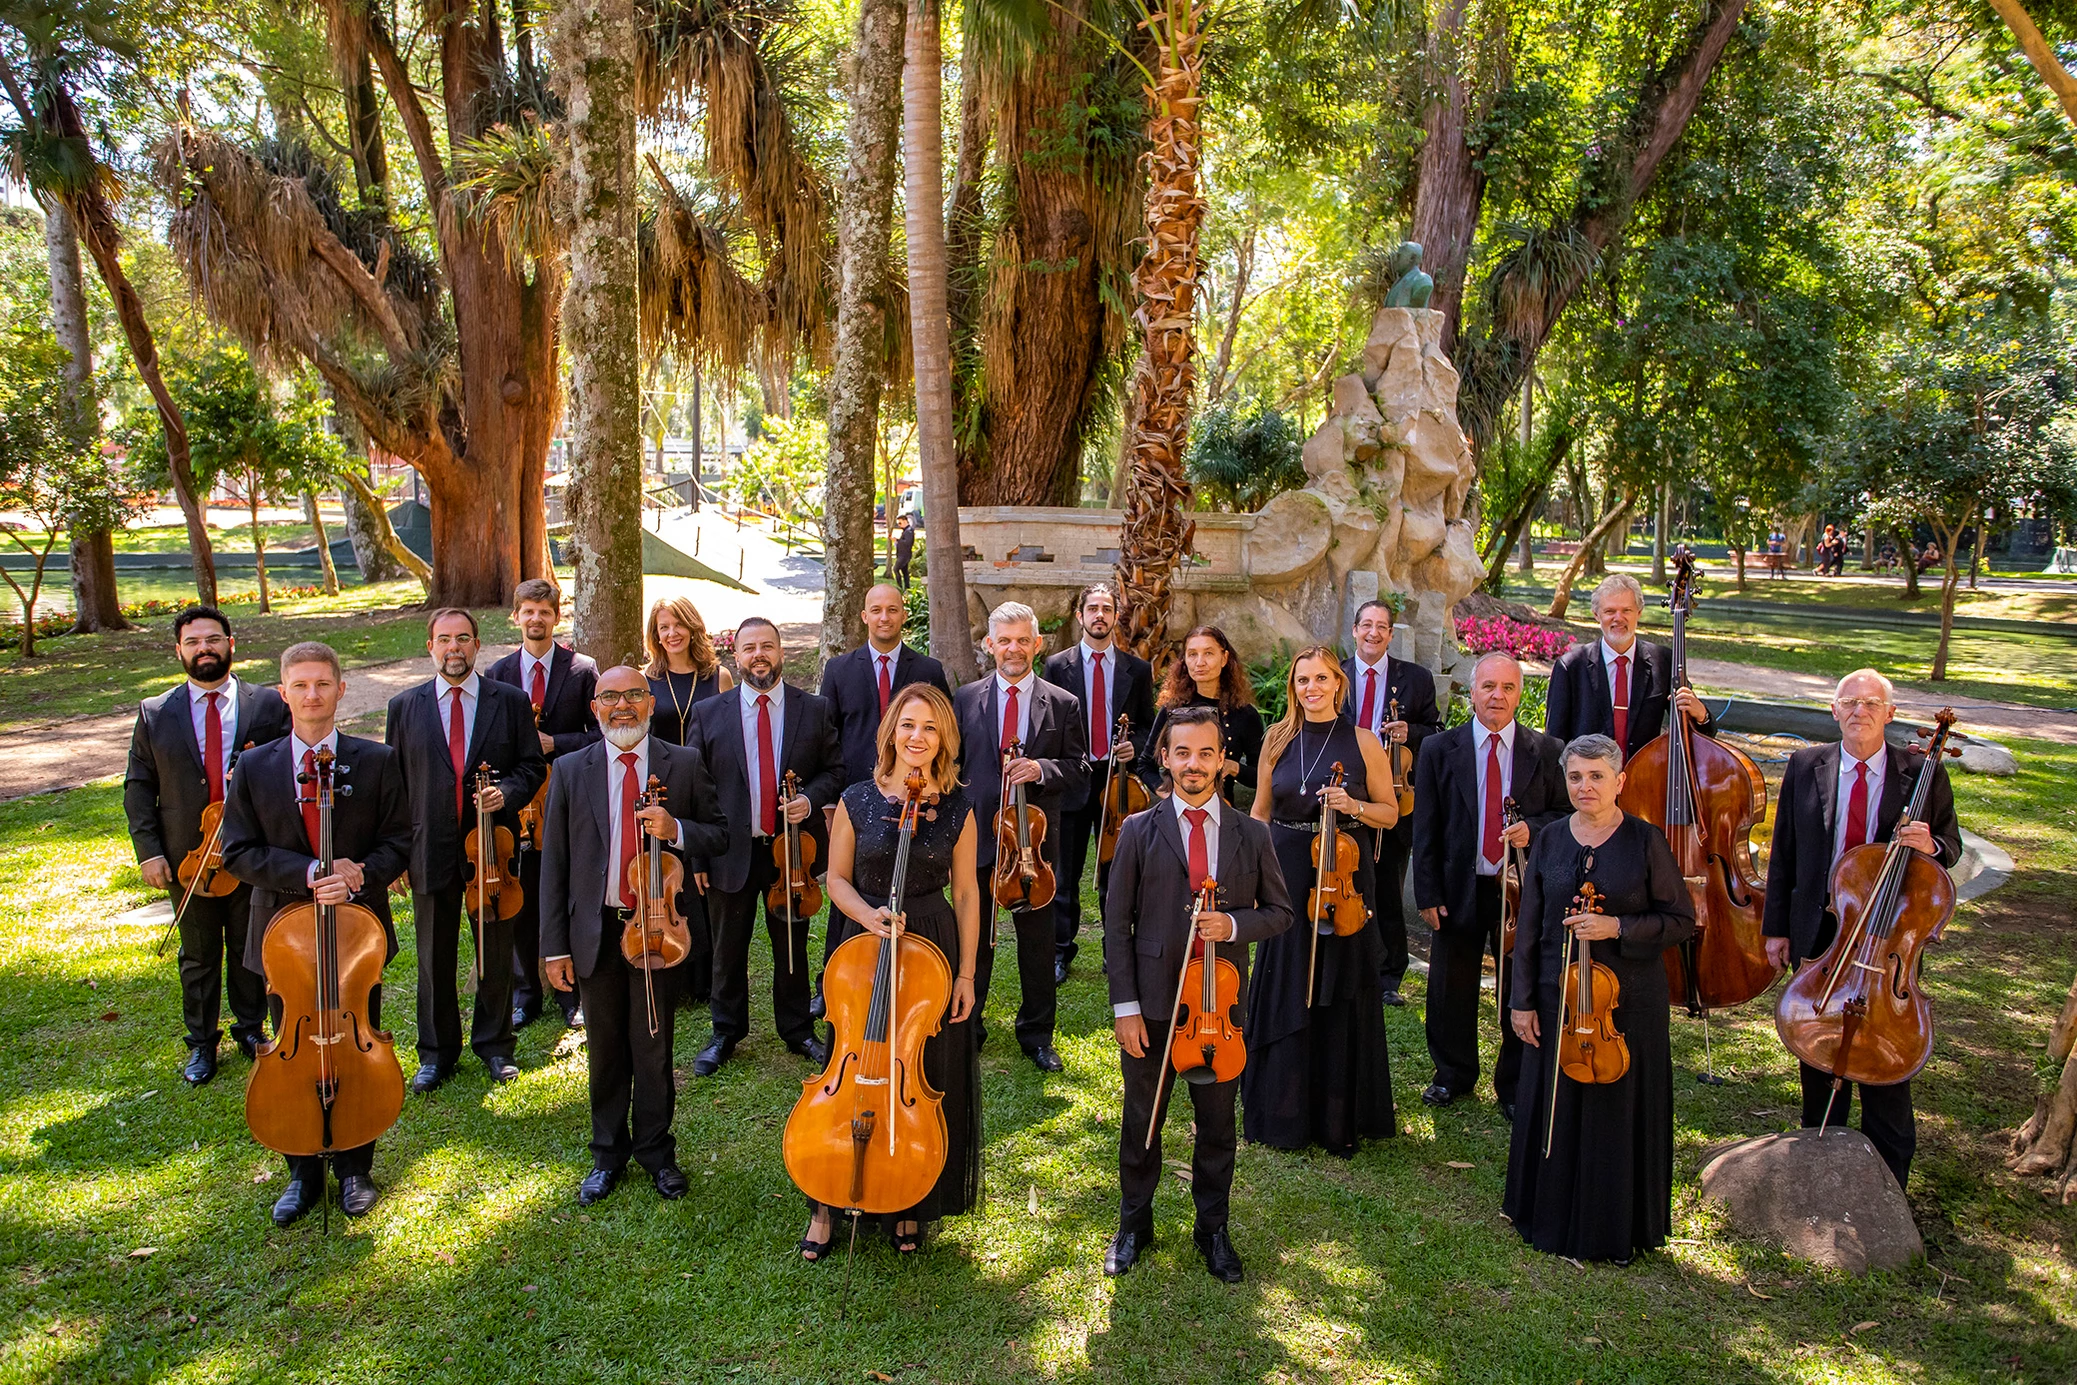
[1543,573,1711,760]
[892,513,916,590]
[222,640,413,1225]
[1103,707,1293,1283]
[1762,668,1962,1189]
[384,608,546,1092]
[124,605,293,1086]
[1341,598,1442,1005]
[541,665,729,1206]
[1410,651,1566,1116]
[1042,581,1155,985]
[819,582,950,789]
[682,616,843,1075]
[955,600,1089,1072]
[486,578,600,1030]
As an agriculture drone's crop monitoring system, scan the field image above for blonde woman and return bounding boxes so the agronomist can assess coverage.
[799,683,981,1260]
[643,597,733,745]
[1243,646,1399,1155]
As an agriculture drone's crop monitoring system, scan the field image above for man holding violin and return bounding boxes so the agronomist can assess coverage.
[1103,707,1292,1282]
[1763,668,1961,1188]
[541,666,728,1205]
[124,605,291,1086]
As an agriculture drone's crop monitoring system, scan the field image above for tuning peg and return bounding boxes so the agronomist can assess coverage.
[1945,746,1961,758]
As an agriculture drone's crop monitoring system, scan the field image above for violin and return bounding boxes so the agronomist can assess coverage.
[621,776,691,1037]
[766,768,823,976]
[1619,546,1775,1016]
[784,768,951,1215]
[246,746,406,1175]
[1498,795,1524,1037]
[1304,761,1367,1005]
[1544,879,1629,1154]
[1381,697,1415,819]
[157,743,253,958]
[461,762,523,979]
[1165,878,1244,1091]
[517,709,549,854]
[1097,714,1152,866]
[992,740,1056,912]
[1776,710,1960,1119]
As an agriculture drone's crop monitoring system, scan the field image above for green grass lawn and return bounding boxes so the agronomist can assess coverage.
[1,737,2072,1382]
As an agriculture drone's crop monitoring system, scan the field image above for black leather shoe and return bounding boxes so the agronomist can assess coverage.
[809,990,826,1021]
[271,1178,318,1227]
[339,1175,379,1218]
[652,1165,689,1200]
[1195,1226,1245,1283]
[235,1034,261,1061]
[1027,1045,1064,1074]
[1054,956,1072,986]
[578,1165,622,1205]
[1381,989,1407,1008]
[511,1006,535,1031]
[486,1057,520,1084]
[1420,1083,1456,1107]
[789,1036,830,1067]
[1499,1101,1517,1123]
[1104,1227,1152,1276]
[691,1037,736,1078]
[410,1063,451,1095]
[183,1046,217,1086]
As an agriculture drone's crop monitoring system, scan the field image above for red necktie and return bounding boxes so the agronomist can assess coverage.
[617,751,641,907]
[1481,732,1504,865]
[876,655,892,717]
[529,660,546,712]
[1359,668,1378,733]
[1090,653,1109,759]
[756,694,778,835]
[1184,805,1211,959]
[447,686,469,822]
[300,748,322,855]
[1001,681,1020,752]
[1841,760,1869,858]
[1612,654,1630,750]
[203,691,224,803]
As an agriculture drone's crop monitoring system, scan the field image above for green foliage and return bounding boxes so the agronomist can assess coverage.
[717,412,828,535]
[121,346,347,504]
[1186,401,1304,511]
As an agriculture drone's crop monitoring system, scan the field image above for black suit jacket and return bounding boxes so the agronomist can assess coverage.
[1043,644,1155,800]
[1103,801,1293,1017]
[383,676,547,892]
[538,738,730,978]
[1341,654,1441,846]
[683,683,844,895]
[953,674,1090,869]
[485,644,601,759]
[1761,741,1963,965]
[124,680,292,866]
[220,733,414,973]
[1410,720,1567,935]
[1543,638,1713,760]
[818,642,951,788]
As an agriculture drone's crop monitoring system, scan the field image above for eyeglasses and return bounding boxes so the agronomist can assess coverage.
[595,690,652,707]
[1834,697,1891,712]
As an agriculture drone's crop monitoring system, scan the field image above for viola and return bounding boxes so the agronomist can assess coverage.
[517,708,549,854]
[1166,878,1244,1089]
[784,769,951,1216]
[1619,546,1776,1015]
[246,746,406,1171]
[765,768,823,975]
[1097,714,1152,866]
[1544,880,1629,1154]
[1381,697,1415,819]
[620,776,691,1036]
[992,740,1056,912]
[1776,710,1960,1116]
[461,762,523,979]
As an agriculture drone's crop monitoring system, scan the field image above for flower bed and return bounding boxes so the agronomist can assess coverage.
[1454,614,1575,663]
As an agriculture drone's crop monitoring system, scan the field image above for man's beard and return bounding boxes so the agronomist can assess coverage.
[441,654,473,678]
[184,651,229,683]
[740,663,781,691]
[603,719,651,749]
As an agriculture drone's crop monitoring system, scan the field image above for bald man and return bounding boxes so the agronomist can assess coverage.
[819,584,951,790]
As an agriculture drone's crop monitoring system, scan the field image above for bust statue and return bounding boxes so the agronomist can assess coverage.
[1382,241,1433,309]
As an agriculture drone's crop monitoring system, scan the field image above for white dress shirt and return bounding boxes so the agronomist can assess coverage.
[866,640,902,703]
[995,670,1037,749]
[519,647,553,702]
[289,727,340,883]
[1113,791,1223,1018]
[739,681,786,831]
[1833,746,1886,862]
[434,671,481,751]
[1472,719,1516,875]
[188,677,239,781]
[1079,641,1118,759]
[1350,654,1389,737]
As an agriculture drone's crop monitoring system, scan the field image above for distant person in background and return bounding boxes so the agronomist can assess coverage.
[893,513,917,591]
[1917,541,1942,574]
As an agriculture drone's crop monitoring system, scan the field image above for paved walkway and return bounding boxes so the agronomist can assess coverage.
[1687,657,2077,746]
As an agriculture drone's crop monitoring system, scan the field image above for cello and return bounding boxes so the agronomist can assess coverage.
[783,769,950,1224]
[766,768,823,976]
[621,776,691,1037]
[1776,710,1960,1131]
[992,740,1056,913]
[1542,879,1630,1155]
[246,746,406,1212]
[1096,714,1152,865]
[1305,762,1367,1005]
[461,763,523,979]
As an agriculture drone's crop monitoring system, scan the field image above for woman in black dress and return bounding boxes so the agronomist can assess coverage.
[1243,647,1399,1155]
[802,682,982,1258]
[1138,625,1264,807]
[643,596,733,746]
[1504,734,1696,1264]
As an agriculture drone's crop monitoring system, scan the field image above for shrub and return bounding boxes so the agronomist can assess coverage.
[1454,614,1574,663]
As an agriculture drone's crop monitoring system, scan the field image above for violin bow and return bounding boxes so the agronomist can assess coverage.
[1146,879,1207,1150]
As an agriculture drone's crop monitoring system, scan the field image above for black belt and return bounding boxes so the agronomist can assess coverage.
[1272,818,1321,832]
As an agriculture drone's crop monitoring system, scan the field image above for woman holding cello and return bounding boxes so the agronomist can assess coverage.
[1244,648,1399,1155]
[795,683,981,1259]
[1137,625,1265,806]
[1505,735,1695,1264]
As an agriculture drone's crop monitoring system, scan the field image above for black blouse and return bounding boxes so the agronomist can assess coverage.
[1138,694,1266,805]
[1509,813,1696,1014]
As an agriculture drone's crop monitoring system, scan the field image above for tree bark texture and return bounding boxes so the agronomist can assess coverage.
[1116,0,1205,663]
[1546,491,1638,621]
[821,0,907,662]
[946,30,992,380]
[341,469,431,588]
[1409,0,1486,361]
[304,492,341,595]
[43,200,132,633]
[2010,968,2077,1203]
[1988,0,2077,130]
[551,0,646,666]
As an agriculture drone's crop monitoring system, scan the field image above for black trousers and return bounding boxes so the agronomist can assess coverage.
[1801,1063,1915,1188]
[1373,831,1412,992]
[1424,876,1522,1105]
[412,885,516,1071]
[709,850,815,1047]
[510,849,579,1024]
[172,887,266,1051]
[285,984,379,1185]
[974,863,1056,1052]
[582,919,681,1172]
[1052,762,1117,966]
[1119,1042,1237,1235]
[893,556,912,590]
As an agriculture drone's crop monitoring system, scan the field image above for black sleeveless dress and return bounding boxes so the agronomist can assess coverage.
[649,667,721,746]
[1242,716,1397,1154]
[818,780,983,1224]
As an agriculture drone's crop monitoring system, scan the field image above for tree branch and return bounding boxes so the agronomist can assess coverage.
[363,10,451,221]
[1987,0,2077,130]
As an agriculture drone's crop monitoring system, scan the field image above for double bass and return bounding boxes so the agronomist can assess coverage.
[784,769,950,1219]
[246,747,406,1198]
[992,740,1056,913]
[766,768,823,976]
[1776,710,1960,1131]
[1154,879,1244,1115]
[1305,762,1366,1005]
[1543,880,1630,1155]
[1096,714,1152,865]
[461,763,523,979]
[621,776,691,1037]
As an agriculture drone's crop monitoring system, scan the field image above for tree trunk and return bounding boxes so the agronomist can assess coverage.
[304,492,340,595]
[552,0,646,666]
[340,469,430,589]
[2009,967,2077,1203]
[1,532,60,657]
[821,0,907,662]
[1988,0,2077,130]
[1546,492,1637,621]
[1929,520,1965,681]
[689,362,703,511]
[1651,474,1671,586]
[1895,523,1920,598]
[43,200,131,634]
[1408,0,1487,359]
[1107,356,1145,512]
[945,24,992,369]
[248,487,272,613]
[1969,502,1984,591]
[1862,525,1875,571]
[1733,546,1746,592]
[1116,0,1206,663]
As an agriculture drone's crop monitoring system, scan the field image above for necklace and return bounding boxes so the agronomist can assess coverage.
[1293,718,1337,794]
[664,664,694,732]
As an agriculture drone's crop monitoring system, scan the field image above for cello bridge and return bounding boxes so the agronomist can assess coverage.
[311,1034,342,1046]
[855,1076,889,1087]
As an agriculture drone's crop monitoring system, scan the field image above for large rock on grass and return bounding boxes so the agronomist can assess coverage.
[1699,1129,1922,1274]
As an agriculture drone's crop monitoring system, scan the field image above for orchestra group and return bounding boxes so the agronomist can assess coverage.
[123,559,1962,1278]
